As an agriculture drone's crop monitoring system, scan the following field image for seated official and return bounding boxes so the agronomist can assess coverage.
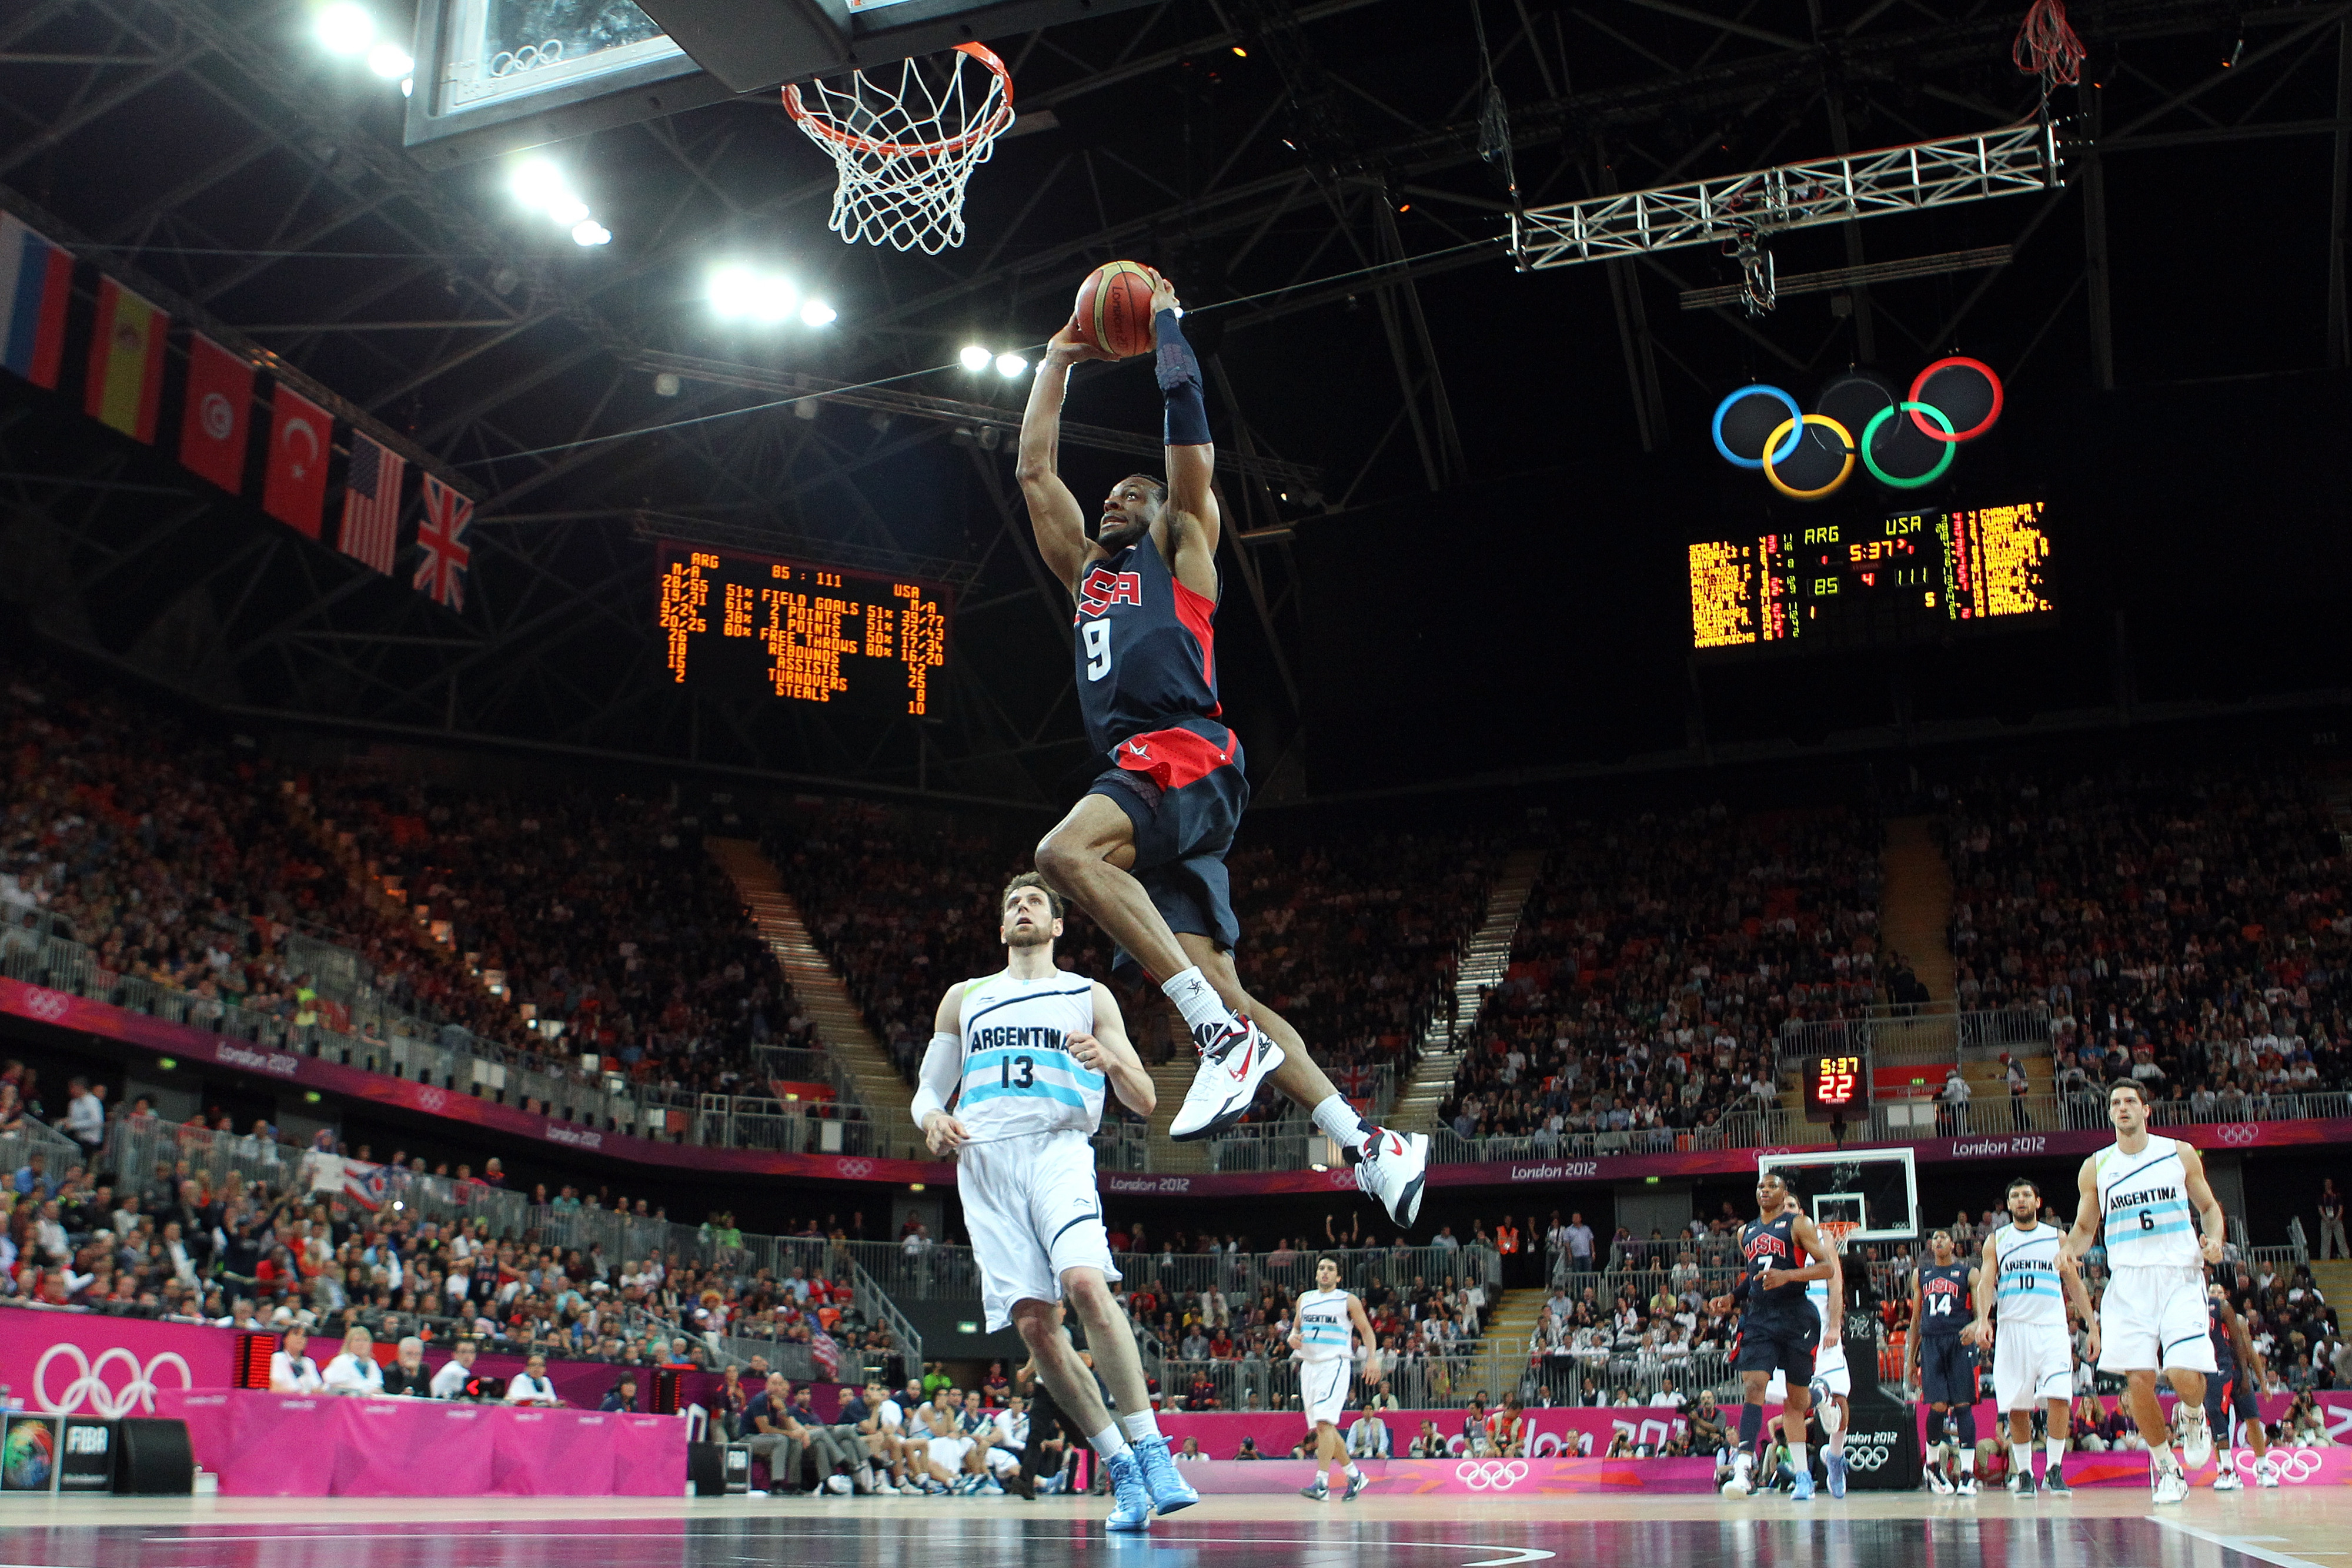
[601,1376,640,1413]
[269,1325,323,1394]
[380,1336,432,1397]
[322,1326,386,1396]
[429,1338,483,1400]
[1348,1412,1394,1459]
[503,1352,560,1407]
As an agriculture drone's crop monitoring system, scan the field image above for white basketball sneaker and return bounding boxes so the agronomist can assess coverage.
[1353,1128,1428,1227]
[1168,1018,1285,1141]
[2153,1465,2190,1505]
[2178,1409,2214,1471]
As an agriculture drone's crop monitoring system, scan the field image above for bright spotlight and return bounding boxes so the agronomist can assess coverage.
[750,276,799,323]
[709,266,759,318]
[571,220,612,247]
[366,42,413,78]
[316,2,375,54]
[995,352,1028,378]
[800,300,837,327]
[510,159,565,209]
[546,195,591,226]
[958,345,993,372]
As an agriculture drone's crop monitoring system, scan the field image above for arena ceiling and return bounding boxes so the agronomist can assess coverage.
[0,0,2345,807]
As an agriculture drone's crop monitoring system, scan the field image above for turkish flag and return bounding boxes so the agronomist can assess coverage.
[177,333,253,494]
[261,383,331,537]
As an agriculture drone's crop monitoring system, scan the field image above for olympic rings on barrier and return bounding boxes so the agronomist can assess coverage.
[1907,356,2003,443]
[1761,414,1855,501]
[1860,402,1956,489]
[1710,359,2003,497]
[1454,1459,1531,1491]
[1710,385,1802,470]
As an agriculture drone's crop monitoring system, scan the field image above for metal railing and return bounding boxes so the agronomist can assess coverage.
[1778,1004,2053,1066]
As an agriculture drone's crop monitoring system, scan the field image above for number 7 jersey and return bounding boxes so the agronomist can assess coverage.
[1072,538,1222,760]
[952,971,1108,1141]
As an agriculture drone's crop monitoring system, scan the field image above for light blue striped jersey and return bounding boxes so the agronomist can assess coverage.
[1295,1286,1355,1365]
[1991,1221,2066,1326]
[951,970,1105,1141]
[2094,1134,2202,1268]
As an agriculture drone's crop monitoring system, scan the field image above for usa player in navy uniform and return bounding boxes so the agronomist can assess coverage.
[1904,1228,1983,1494]
[1708,1169,1836,1500]
[1015,267,1426,1226]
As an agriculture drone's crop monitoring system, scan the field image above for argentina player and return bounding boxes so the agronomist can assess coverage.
[913,873,1194,1532]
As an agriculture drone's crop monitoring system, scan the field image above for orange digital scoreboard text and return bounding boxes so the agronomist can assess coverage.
[1689,500,2052,656]
[1804,1052,1868,1122]
[656,542,950,717]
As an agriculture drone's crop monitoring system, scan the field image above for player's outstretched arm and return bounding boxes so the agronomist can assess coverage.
[2062,1156,2102,1264]
[912,984,971,1154]
[1144,270,1222,590]
[1071,981,1154,1118]
[1015,326,1112,593]
[2178,1143,2228,1264]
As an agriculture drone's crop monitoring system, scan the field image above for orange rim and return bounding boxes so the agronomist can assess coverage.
[782,42,1015,159]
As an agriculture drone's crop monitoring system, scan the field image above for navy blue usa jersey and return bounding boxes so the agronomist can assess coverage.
[1917,1262,1972,1338]
[1073,537,1222,760]
[1739,1210,1814,1323]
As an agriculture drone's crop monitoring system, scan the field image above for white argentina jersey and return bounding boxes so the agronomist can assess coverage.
[2094,1135,2201,1268]
[1992,1222,2066,1326]
[954,971,1105,1141]
[1296,1287,1353,1364]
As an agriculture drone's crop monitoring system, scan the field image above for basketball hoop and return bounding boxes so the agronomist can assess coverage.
[1819,1219,1859,1254]
[783,43,1015,255]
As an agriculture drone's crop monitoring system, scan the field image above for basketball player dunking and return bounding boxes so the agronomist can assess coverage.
[2060,1079,2227,1505]
[911,874,1194,1532]
[1015,269,1426,1225]
[1709,1169,1835,1501]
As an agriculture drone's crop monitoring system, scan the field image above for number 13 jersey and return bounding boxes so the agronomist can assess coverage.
[954,971,1107,1141]
[1072,538,1222,761]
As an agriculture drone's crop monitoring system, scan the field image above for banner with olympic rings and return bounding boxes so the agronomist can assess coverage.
[0,1310,226,1418]
[1712,357,2004,500]
[1174,1456,1722,1495]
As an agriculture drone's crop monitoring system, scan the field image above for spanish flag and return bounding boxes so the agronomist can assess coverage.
[85,276,169,443]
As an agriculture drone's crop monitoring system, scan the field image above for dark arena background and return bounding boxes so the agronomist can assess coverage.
[0,1,2348,1565]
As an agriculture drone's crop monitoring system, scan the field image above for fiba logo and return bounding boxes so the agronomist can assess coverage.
[21,987,69,1022]
[1454,1459,1529,1491]
[198,391,235,442]
[836,1159,873,1179]
[2217,1124,2259,1146]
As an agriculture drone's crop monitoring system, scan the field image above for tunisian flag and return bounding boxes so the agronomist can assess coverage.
[261,382,331,538]
[176,333,253,493]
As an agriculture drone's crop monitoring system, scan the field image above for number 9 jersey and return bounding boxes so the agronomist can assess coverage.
[953,971,1107,1141]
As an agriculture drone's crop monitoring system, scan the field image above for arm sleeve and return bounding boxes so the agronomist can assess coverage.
[1154,309,1210,447]
[908,1031,962,1124]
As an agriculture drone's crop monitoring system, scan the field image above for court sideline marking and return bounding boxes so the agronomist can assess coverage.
[2152,1516,2346,1568]
[139,1530,1553,1564]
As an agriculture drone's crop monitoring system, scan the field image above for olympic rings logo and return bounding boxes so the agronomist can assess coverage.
[1710,357,2004,502]
[415,1087,447,1113]
[835,1159,873,1178]
[1455,1459,1530,1491]
[20,987,70,1022]
[2216,1123,2260,1145]
[33,1343,192,1418]
[2240,1449,2324,1482]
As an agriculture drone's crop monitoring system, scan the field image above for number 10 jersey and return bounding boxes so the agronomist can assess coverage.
[953,971,1107,1142]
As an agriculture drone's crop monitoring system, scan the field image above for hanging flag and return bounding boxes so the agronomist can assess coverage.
[338,431,406,574]
[84,276,169,442]
[808,1324,841,1379]
[415,472,475,611]
[177,332,253,493]
[0,215,71,389]
[261,383,332,538]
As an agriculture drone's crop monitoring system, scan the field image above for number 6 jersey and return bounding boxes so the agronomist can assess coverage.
[953,971,1107,1141]
[2093,1134,2203,1269]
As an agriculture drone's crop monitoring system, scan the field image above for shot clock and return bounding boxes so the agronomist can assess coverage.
[1803,1052,1869,1123]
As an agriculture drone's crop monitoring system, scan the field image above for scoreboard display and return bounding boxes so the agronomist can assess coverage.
[1802,1052,1870,1122]
[655,541,949,718]
[1689,500,2053,656]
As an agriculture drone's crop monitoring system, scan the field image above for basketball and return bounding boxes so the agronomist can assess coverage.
[1073,260,1158,358]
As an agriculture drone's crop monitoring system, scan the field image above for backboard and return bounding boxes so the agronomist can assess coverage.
[406,0,1162,165]
[1756,1146,1919,1246]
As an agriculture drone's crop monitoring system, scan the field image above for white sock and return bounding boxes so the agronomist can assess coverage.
[1828,1429,1846,1456]
[2153,1445,2182,1474]
[1789,1442,1808,1472]
[2012,1442,2034,1477]
[1345,1461,1362,1479]
[1119,1410,1162,1445]
[1312,1093,1372,1152]
[1162,967,1234,1042]
[1088,1425,1129,1459]
[2046,1436,2068,1466]
[1959,1449,1975,1473]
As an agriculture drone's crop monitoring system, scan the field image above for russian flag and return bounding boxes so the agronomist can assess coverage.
[0,214,72,389]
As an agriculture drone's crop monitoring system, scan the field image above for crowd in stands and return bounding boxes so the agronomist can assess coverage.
[1441,805,1886,1145]
[1937,769,2352,1111]
[0,654,801,1106]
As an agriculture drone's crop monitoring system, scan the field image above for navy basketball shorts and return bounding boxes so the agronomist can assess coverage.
[1919,1335,1979,1406]
[1085,718,1248,977]
[1733,1313,1820,1383]
[2203,1364,2259,1427]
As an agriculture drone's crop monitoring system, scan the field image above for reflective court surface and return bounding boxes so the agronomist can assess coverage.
[2,1491,2349,1568]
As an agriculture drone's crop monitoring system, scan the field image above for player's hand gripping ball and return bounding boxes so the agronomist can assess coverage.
[1072,260,1159,358]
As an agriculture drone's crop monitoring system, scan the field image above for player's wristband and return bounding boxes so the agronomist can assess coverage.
[1155,308,1210,447]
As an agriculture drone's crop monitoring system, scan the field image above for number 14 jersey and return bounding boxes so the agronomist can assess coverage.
[953,971,1107,1141]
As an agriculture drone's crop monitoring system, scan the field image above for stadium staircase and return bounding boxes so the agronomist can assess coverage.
[1392,845,1552,1134]
[706,838,914,1151]
[1877,816,1957,1003]
[2308,1258,2352,1305]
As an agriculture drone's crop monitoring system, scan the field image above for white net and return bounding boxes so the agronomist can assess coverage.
[784,44,1014,255]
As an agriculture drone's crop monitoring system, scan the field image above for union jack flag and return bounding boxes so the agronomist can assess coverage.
[415,472,475,611]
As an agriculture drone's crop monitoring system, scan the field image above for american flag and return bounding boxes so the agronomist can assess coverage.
[809,1324,841,1379]
[415,472,475,611]
[337,433,405,573]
